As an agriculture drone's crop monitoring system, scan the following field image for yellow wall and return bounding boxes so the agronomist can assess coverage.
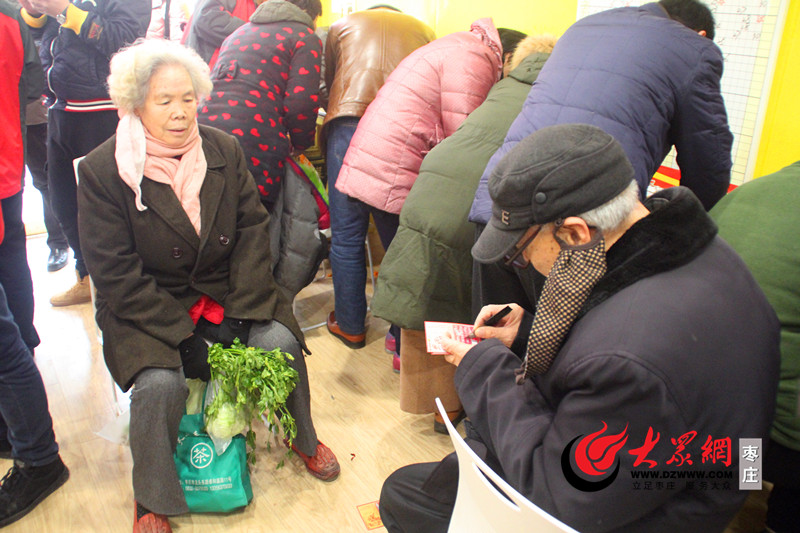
[319,0,577,36]
[429,0,576,36]
[319,0,799,179]
[753,1,800,177]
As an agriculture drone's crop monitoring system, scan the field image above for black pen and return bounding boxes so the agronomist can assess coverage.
[466,306,514,341]
[482,305,512,327]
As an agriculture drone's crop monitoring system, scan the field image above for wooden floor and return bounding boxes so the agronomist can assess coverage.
[7,234,455,533]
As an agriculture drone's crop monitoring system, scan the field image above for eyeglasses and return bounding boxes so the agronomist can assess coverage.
[504,225,542,268]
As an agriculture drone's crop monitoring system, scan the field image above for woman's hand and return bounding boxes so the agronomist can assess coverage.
[471,303,523,349]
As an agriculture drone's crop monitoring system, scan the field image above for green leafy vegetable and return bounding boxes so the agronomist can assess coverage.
[206,339,299,465]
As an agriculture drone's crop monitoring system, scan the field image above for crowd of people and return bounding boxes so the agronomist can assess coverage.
[0,0,796,531]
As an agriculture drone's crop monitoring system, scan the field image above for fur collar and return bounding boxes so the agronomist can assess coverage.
[508,34,557,72]
[579,187,718,317]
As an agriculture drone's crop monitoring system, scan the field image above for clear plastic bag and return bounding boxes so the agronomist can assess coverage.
[202,379,247,455]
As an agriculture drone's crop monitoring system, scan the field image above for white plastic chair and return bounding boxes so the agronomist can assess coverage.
[435,398,579,533]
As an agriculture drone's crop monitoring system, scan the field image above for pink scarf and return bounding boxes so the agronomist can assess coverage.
[114,113,207,235]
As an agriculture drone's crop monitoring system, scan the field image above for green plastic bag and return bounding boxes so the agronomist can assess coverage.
[174,410,253,513]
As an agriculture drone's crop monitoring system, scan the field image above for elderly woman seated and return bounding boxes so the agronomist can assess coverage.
[77,39,338,532]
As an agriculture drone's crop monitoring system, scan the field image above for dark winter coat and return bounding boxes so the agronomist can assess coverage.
[197,0,321,211]
[371,50,550,329]
[470,2,732,222]
[30,0,149,111]
[267,158,326,301]
[454,188,779,532]
[184,0,255,64]
[77,125,303,390]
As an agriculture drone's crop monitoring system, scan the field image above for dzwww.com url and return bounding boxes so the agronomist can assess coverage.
[630,470,734,479]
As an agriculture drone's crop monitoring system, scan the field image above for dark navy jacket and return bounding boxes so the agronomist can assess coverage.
[457,189,778,532]
[36,0,149,111]
[470,2,732,221]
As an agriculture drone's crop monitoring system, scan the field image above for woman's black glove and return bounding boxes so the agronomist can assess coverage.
[179,334,211,381]
[218,317,252,346]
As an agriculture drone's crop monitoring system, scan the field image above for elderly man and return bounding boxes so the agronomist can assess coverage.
[379,124,780,533]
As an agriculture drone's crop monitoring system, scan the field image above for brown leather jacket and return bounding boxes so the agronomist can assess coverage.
[322,8,435,135]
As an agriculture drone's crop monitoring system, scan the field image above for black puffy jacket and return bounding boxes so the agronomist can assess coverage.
[36,0,149,111]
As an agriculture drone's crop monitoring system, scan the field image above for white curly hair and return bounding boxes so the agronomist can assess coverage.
[107,38,213,114]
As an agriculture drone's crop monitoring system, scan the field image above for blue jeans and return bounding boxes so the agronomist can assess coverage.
[0,284,59,465]
[327,117,400,335]
[0,191,39,350]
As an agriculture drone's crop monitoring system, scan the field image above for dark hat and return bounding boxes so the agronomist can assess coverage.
[472,124,634,264]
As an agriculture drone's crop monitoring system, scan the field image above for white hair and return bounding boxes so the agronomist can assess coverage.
[576,180,640,232]
[107,38,212,114]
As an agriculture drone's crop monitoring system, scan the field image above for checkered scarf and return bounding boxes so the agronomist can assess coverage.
[515,233,607,383]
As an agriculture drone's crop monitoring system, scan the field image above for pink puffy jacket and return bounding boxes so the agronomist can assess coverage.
[335,18,502,214]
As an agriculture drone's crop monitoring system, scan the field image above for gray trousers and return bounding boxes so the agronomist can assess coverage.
[129,320,318,515]
[129,367,189,515]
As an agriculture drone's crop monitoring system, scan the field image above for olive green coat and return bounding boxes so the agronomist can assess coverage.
[711,161,800,450]
[371,52,550,329]
[78,125,303,390]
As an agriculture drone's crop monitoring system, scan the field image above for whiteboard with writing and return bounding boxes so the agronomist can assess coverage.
[576,0,789,188]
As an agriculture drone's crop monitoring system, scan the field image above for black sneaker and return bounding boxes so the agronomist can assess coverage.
[0,456,69,527]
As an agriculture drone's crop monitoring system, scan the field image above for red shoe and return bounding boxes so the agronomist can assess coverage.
[326,311,366,349]
[384,331,396,354]
[133,502,172,533]
[287,440,340,481]
[392,352,400,373]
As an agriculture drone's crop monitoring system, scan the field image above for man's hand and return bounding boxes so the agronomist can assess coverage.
[471,303,523,348]
[440,333,474,367]
[29,0,70,17]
